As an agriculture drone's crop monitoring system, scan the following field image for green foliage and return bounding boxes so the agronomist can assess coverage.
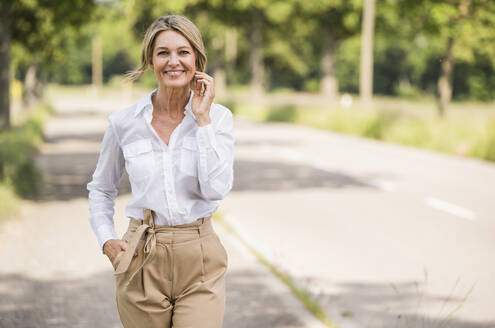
[233,98,495,163]
[265,105,298,123]
[303,79,320,93]
[384,117,432,148]
[471,120,495,162]
[9,0,97,82]
[394,82,423,100]
[219,101,237,115]
[0,104,49,199]
[10,0,495,102]
[362,110,400,140]
[335,35,360,94]
[0,183,21,222]
[394,0,495,101]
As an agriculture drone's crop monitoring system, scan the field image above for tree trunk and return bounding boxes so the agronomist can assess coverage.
[224,28,237,86]
[437,37,454,118]
[92,35,102,90]
[214,69,227,100]
[0,1,11,129]
[24,63,40,106]
[320,29,338,100]
[250,11,264,97]
[360,0,375,104]
[211,35,226,99]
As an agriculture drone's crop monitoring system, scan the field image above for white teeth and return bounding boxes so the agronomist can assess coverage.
[166,71,184,77]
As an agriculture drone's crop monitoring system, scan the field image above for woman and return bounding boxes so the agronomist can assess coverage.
[86,14,234,328]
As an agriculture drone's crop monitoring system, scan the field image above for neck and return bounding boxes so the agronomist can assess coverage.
[153,85,190,119]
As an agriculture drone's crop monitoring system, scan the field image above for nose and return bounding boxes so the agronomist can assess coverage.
[168,52,179,66]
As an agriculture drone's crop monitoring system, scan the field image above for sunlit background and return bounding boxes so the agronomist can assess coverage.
[1,0,495,327]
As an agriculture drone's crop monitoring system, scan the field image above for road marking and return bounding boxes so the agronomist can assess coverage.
[425,197,476,221]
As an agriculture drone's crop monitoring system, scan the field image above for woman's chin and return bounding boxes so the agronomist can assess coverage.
[160,79,191,89]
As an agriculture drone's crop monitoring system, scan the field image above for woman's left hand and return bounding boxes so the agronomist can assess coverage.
[191,71,214,126]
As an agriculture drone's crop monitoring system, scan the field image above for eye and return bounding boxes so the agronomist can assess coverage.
[158,51,169,55]
[179,50,190,55]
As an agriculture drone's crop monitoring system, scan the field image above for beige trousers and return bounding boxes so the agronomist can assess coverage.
[111,209,228,328]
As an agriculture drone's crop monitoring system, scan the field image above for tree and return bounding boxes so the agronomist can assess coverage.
[0,0,96,129]
[0,1,11,129]
[360,0,375,103]
[401,0,495,116]
[293,0,362,100]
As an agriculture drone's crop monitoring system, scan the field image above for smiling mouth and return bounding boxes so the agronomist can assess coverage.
[165,70,185,77]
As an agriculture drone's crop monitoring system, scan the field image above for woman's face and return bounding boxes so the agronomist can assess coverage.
[151,30,196,89]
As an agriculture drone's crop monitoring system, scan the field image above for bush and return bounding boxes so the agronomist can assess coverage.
[220,101,237,115]
[0,104,50,203]
[0,183,20,221]
[483,122,495,161]
[303,79,320,93]
[363,110,400,140]
[229,97,495,164]
[471,120,495,162]
[265,105,298,123]
[394,82,423,100]
[384,117,431,148]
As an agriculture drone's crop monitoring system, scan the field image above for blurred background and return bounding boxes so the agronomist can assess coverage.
[1,0,495,327]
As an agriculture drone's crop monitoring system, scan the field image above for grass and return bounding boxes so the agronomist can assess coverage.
[45,83,495,160]
[389,269,476,328]
[0,103,52,221]
[0,183,21,220]
[211,212,339,328]
[232,98,495,163]
[211,212,478,328]
[48,84,495,163]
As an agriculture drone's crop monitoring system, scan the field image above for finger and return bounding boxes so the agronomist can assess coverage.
[196,76,213,83]
[195,80,211,88]
[200,80,214,97]
[195,72,213,82]
[194,71,210,77]
[120,241,128,251]
[195,79,202,93]
[196,81,207,96]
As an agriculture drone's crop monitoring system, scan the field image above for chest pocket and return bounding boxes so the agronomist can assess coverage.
[123,139,155,182]
[180,136,198,177]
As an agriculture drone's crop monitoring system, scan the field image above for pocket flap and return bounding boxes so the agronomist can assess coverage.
[123,139,152,157]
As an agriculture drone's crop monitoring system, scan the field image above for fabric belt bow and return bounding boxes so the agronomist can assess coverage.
[115,209,163,286]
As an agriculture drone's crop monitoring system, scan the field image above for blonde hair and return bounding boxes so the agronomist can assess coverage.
[125,15,207,83]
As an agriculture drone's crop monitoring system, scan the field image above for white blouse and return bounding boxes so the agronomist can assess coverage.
[86,89,235,252]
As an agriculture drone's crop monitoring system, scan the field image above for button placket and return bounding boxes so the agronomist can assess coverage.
[162,151,181,220]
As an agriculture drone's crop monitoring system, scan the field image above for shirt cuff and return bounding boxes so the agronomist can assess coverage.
[97,224,118,254]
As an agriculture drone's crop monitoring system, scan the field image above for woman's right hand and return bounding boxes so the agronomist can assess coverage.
[103,239,128,263]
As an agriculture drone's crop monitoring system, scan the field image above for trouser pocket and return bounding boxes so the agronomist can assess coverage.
[201,234,228,281]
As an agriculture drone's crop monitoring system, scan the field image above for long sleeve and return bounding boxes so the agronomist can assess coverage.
[86,119,125,253]
[195,108,234,201]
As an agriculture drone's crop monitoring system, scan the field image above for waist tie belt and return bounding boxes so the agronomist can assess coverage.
[114,209,211,287]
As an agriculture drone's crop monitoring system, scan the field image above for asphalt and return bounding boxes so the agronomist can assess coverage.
[0,98,326,328]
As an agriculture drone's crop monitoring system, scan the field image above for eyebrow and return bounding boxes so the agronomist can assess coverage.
[155,46,192,51]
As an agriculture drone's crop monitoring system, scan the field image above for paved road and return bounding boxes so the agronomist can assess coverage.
[0,102,325,327]
[5,89,493,328]
[222,118,495,327]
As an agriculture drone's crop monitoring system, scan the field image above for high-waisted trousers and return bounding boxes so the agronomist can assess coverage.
[111,208,228,328]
